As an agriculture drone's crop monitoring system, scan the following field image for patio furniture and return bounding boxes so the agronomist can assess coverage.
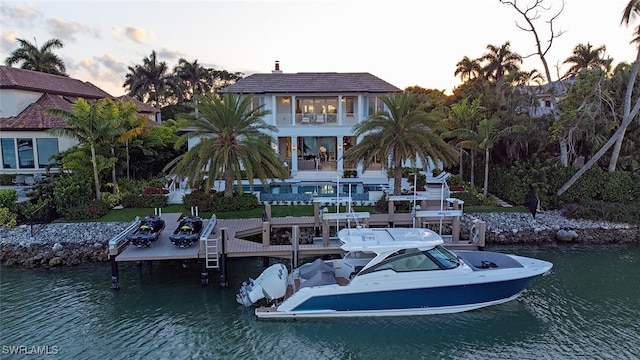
[12,175,25,185]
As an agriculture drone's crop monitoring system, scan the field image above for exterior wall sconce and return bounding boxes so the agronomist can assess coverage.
[283,97,290,104]
[337,144,343,150]
[272,145,278,151]
[291,145,297,151]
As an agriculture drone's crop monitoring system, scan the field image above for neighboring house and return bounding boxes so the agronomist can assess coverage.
[0,66,159,175]
[518,78,574,118]
[219,61,404,191]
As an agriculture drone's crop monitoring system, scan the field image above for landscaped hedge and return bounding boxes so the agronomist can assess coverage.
[183,192,259,212]
[53,174,95,220]
[489,158,640,223]
[62,199,111,221]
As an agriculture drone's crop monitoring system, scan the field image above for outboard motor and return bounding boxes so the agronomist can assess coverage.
[236,264,288,307]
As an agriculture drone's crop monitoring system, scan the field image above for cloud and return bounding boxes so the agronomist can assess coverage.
[46,17,100,42]
[0,3,42,26]
[1,31,18,53]
[65,54,128,96]
[96,54,127,74]
[125,26,153,44]
[156,47,183,63]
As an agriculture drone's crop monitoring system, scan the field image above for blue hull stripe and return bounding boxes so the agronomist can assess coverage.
[292,276,539,312]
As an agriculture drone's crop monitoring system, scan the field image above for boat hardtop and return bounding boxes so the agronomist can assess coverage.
[338,227,444,252]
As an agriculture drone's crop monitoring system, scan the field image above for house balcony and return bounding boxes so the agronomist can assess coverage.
[275,113,358,127]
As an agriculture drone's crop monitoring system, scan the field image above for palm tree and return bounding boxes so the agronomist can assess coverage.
[168,93,286,198]
[46,98,123,201]
[106,101,142,191]
[4,38,67,76]
[344,92,458,196]
[118,115,151,180]
[124,50,171,110]
[445,97,483,186]
[454,56,483,82]
[446,116,524,196]
[563,43,610,78]
[173,58,213,117]
[481,42,523,82]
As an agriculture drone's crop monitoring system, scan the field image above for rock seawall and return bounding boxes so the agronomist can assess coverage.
[1,211,638,268]
[1,222,132,268]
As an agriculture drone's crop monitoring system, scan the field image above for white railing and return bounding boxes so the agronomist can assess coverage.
[200,214,218,269]
[108,217,140,255]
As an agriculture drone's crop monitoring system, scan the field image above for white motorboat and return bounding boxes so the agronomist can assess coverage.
[236,227,552,319]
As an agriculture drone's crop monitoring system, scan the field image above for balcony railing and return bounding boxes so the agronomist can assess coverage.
[275,113,358,126]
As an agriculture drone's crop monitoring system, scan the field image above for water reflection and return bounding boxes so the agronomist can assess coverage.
[1,244,639,359]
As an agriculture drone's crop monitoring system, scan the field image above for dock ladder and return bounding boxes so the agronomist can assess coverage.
[201,214,219,269]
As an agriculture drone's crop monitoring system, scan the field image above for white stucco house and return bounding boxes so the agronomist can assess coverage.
[217,61,414,197]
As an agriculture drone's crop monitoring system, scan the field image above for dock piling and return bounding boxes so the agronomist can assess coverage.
[219,228,228,288]
[201,258,209,286]
[110,255,119,290]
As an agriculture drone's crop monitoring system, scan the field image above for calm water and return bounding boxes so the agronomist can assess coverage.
[1,244,639,360]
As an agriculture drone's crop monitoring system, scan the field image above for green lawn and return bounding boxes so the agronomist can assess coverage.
[97,204,526,222]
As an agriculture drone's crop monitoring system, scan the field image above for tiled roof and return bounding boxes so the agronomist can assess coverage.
[116,94,159,114]
[0,66,160,130]
[0,65,111,98]
[219,72,401,94]
[1,94,72,130]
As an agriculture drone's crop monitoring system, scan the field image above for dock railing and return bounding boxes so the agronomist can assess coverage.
[108,217,140,256]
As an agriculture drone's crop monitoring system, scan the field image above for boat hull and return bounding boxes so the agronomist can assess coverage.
[255,274,545,319]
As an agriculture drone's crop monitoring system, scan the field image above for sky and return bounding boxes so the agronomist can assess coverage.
[1,0,638,97]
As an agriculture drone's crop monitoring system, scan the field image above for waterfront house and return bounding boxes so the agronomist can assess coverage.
[218,61,412,198]
[0,66,159,176]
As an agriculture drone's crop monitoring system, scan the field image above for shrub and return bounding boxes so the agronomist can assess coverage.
[17,198,56,223]
[182,192,259,212]
[183,192,217,212]
[0,207,17,228]
[63,199,111,220]
[0,189,18,213]
[565,200,640,224]
[53,174,93,218]
[373,193,388,213]
[0,174,15,186]
[143,188,169,194]
[452,186,499,206]
[601,171,636,203]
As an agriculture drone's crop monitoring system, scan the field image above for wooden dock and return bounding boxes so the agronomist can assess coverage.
[113,211,481,263]
[108,210,484,289]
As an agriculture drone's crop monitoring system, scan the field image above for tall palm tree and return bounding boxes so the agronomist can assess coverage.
[124,50,171,109]
[446,116,525,196]
[563,43,610,78]
[454,56,483,82]
[344,92,458,196]
[173,58,213,117]
[445,97,483,185]
[106,101,142,191]
[168,93,286,198]
[481,42,523,82]
[46,98,123,201]
[4,38,67,76]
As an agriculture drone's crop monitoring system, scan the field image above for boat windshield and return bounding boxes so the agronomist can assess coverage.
[360,247,455,275]
[426,245,460,269]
